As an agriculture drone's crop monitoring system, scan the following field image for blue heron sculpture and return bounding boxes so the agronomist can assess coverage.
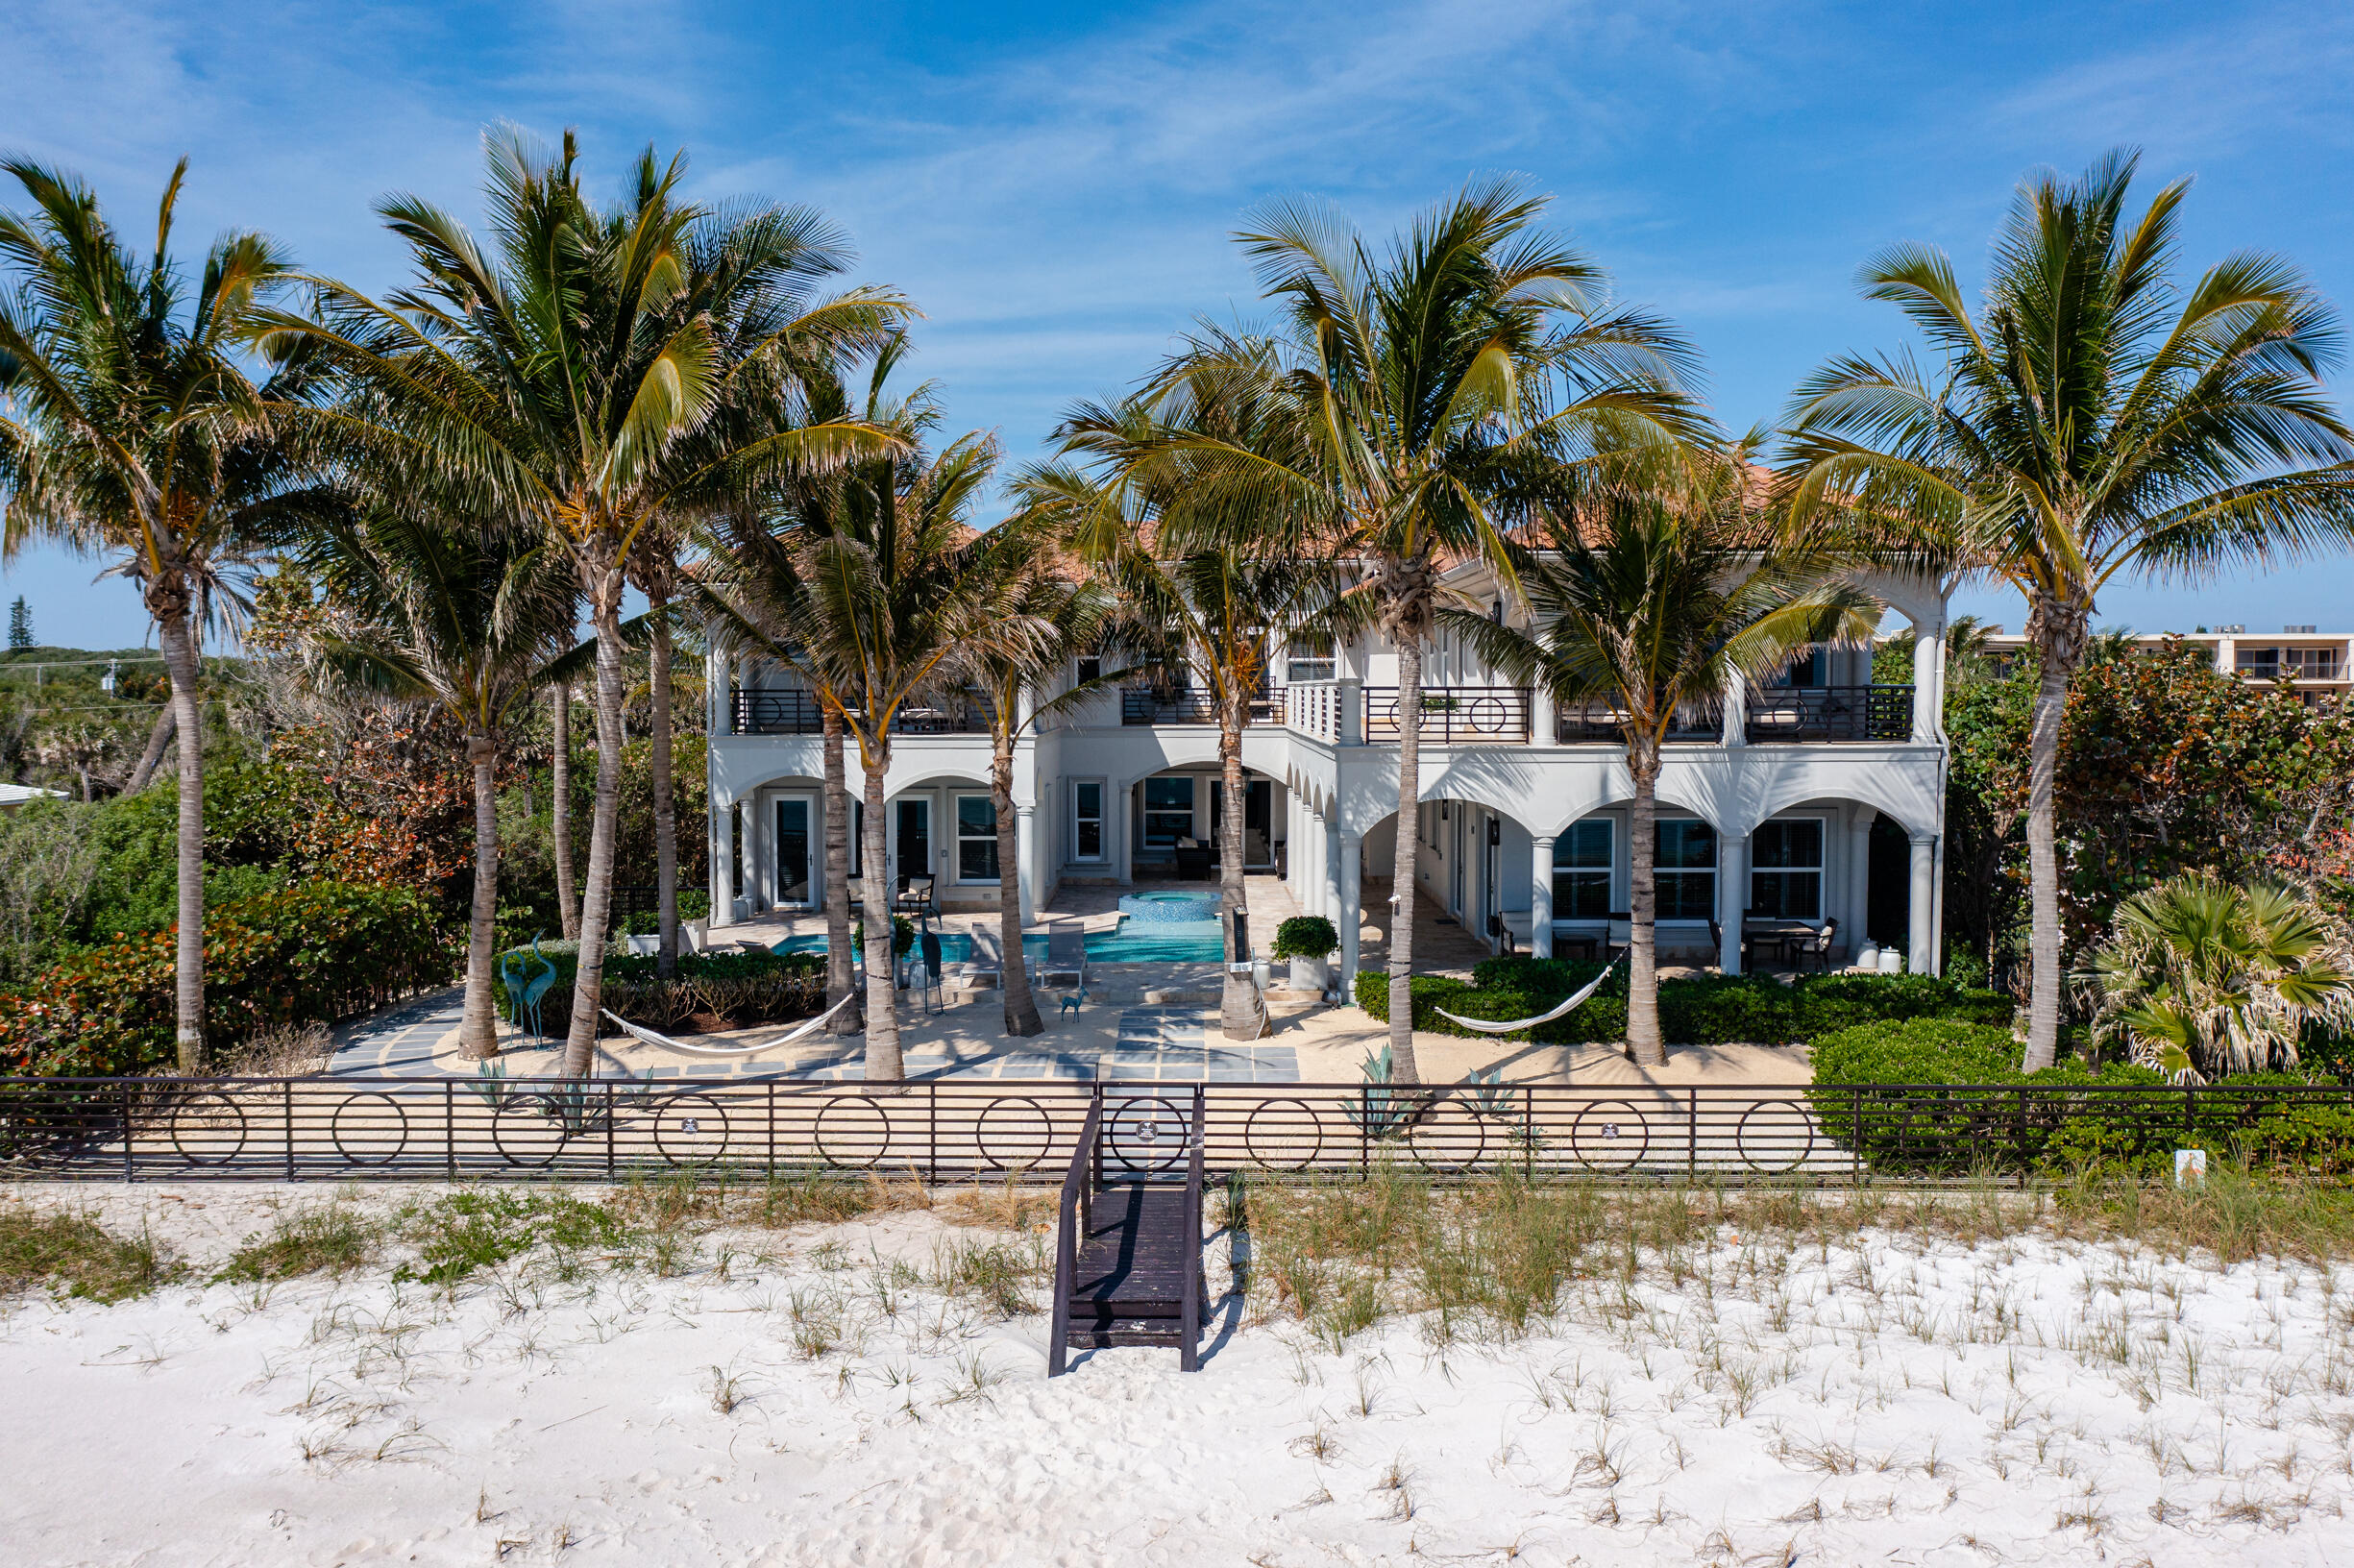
[499,933,559,1041]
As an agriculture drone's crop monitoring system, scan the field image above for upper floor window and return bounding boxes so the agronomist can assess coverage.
[1286,637,1335,683]
[1770,648,1827,688]
[1075,656,1103,686]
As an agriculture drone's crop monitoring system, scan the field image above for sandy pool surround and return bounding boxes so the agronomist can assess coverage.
[1116,890,1221,923]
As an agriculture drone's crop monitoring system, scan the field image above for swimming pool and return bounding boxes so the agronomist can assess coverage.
[772,917,1226,965]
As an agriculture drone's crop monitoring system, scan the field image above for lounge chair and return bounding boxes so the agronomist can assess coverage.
[1042,921,1089,1009]
[967,921,1018,990]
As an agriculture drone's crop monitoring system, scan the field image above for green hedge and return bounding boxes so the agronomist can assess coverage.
[0,881,454,1077]
[496,946,827,1037]
[1353,960,2012,1047]
[1808,1017,2354,1179]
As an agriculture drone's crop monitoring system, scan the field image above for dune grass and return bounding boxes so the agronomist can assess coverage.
[0,1200,179,1302]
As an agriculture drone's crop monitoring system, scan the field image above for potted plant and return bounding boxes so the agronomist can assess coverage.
[1272,916,1339,994]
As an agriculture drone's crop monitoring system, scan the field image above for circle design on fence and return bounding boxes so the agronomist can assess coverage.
[1242,1098,1324,1172]
[1103,1095,1189,1175]
[812,1095,893,1169]
[1566,1099,1652,1173]
[1467,693,1510,733]
[1410,1101,1490,1177]
[168,1090,249,1166]
[972,1096,1057,1172]
[654,1092,733,1168]
[1734,1099,1815,1175]
[330,1091,409,1167]
[492,1093,571,1170]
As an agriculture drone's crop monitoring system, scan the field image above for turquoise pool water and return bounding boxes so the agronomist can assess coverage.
[774,918,1225,965]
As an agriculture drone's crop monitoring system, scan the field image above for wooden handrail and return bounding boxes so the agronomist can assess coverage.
[1179,1085,1206,1372]
[1046,1086,1106,1378]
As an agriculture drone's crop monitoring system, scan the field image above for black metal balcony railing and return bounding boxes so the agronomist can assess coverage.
[1119,687,1286,726]
[728,688,991,736]
[1363,686,1531,744]
[1744,684,1912,743]
[1556,701,1723,745]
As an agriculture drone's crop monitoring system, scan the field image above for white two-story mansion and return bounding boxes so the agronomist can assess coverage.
[703,562,1962,985]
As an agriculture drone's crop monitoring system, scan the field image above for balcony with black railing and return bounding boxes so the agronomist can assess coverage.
[727,688,991,736]
[1556,701,1722,745]
[1362,685,1531,744]
[1743,684,1912,743]
[1119,686,1285,726]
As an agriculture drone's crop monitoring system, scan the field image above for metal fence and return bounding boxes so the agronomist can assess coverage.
[5,1076,2348,1185]
[1744,684,1912,743]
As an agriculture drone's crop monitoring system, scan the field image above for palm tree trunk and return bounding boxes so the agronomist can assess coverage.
[1627,747,1664,1066]
[552,684,578,941]
[462,737,502,1059]
[821,704,862,1035]
[993,721,1042,1037]
[1385,635,1424,1083]
[860,747,902,1080]
[2020,603,2089,1071]
[649,591,679,978]
[1219,700,1266,1041]
[125,704,174,796]
[560,569,629,1078]
[156,605,206,1074]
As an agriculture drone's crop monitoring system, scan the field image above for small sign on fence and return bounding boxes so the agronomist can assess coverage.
[2174,1147,2207,1187]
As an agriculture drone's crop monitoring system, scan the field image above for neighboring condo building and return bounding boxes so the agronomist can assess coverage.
[705,562,1960,984]
[1976,626,2353,708]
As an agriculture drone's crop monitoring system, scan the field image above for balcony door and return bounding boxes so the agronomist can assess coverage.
[773,796,814,908]
[894,797,932,887]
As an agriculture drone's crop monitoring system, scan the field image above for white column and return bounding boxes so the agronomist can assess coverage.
[1907,828,1937,973]
[1721,659,1748,747]
[1531,834,1557,959]
[1323,811,1343,927]
[1529,684,1556,747]
[1847,808,1876,959]
[1287,794,1303,902]
[710,778,735,929]
[1116,781,1134,886]
[1337,829,1362,994]
[1717,830,1750,973]
[1912,615,1946,743]
[1016,803,1039,926]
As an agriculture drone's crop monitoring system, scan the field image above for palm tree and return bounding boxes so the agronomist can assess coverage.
[2085,871,2354,1080]
[1453,449,1878,1065]
[297,504,575,1057]
[1031,379,1354,1041]
[1110,178,1701,1081]
[0,158,331,1071]
[626,520,687,976]
[1781,148,2354,1070]
[258,128,907,1076]
[698,410,1045,1079]
[958,532,1113,1037]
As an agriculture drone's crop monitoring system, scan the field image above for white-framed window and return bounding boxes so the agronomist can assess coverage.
[1071,778,1106,862]
[1750,818,1825,919]
[1656,819,1717,920]
[955,794,999,882]
[1286,636,1335,683]
[1075,655,1103,686]
[1551,819,1613,918]
[1143,777,1193,849]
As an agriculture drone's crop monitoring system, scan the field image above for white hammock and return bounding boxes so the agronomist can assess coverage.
[599,992,860,1055]
[1434,954,1622,1035]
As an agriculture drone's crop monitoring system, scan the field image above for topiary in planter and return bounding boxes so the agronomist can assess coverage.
[1271,917,1338,961]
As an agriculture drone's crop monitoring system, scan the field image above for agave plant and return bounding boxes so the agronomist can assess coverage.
[2082,872,2354,1081]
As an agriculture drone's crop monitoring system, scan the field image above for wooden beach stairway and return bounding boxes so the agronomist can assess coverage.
[1048,1087,1208,1375]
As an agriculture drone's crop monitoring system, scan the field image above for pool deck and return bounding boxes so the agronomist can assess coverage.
[329,874,1813,1088]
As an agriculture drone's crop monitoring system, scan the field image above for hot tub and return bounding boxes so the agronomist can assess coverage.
[1117,890,1222,923]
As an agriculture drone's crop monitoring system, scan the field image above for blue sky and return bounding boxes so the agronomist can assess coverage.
[4,0,2351,648]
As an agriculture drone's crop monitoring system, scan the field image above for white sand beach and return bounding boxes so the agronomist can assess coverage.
[4,1183,2350,1565]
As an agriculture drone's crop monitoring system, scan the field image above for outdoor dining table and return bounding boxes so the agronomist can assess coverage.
[1743,919,1818,966]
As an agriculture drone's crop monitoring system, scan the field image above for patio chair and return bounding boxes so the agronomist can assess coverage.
[1792,918,1839,974]
[1042,920,1090,1010]
[966,920,1008,989]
